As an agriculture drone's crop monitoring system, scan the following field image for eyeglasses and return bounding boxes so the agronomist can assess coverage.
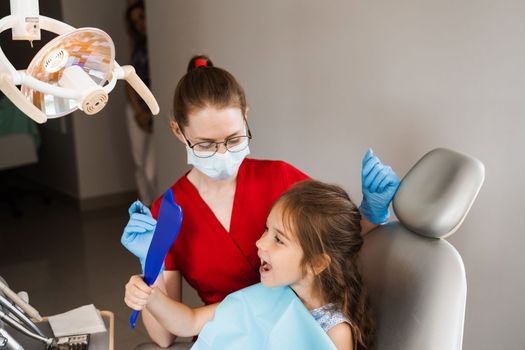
[184,121,252,159]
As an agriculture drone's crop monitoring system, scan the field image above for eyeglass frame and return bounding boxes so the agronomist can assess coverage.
[182,117,252,158]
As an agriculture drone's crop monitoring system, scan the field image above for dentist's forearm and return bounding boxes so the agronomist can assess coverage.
[360,217,378,236]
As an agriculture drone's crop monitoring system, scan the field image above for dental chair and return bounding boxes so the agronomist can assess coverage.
[359,148,484,350]
[136,147,484,350]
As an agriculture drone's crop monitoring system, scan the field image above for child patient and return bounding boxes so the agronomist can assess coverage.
[125,180,375,350]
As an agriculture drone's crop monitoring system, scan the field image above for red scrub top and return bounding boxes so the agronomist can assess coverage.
[150,158,309,305]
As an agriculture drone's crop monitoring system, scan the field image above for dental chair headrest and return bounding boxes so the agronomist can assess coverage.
[393,148,485,239]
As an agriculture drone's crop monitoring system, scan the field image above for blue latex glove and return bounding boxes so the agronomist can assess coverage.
[359,148,400,224]
[121,200,160,272]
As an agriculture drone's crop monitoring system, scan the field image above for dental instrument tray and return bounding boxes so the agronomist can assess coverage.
[48,334,90,349]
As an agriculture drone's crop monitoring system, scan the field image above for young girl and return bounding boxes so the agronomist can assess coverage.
[125,180,375,350]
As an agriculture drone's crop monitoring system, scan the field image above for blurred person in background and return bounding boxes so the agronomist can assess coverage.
[125,0,156,205]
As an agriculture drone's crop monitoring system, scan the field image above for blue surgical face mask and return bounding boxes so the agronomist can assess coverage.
[186,141,250,180]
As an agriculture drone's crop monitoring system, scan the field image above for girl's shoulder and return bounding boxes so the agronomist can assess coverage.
[327,322,354,350]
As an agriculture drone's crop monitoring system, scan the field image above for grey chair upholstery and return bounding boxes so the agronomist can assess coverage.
[359,148,484,350]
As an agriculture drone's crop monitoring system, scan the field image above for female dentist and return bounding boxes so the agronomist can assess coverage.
[122,55,399,347]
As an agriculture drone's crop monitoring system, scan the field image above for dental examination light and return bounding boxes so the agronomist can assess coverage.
[0,0,159,124]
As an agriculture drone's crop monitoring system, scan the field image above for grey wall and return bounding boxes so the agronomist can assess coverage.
[147,1,525,349]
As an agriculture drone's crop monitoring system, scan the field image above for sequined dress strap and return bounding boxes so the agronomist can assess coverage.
[309,303,351,332]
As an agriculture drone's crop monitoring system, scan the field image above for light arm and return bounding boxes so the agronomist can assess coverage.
[0,72,47,123]
[120,65,159,115]
[38,15,75,35]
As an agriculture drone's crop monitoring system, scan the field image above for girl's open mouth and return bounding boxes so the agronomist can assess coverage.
[260,259,272,274]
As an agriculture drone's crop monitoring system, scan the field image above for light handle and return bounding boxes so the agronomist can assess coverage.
[121,65,159,115]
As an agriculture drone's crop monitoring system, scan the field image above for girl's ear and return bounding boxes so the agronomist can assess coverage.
[170,120,187,145]
[312,254,331,275]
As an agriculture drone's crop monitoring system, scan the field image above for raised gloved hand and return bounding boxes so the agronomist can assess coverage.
[121,200,159,272]
[359,148,400,224]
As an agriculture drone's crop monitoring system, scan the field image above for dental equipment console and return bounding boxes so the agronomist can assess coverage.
[0,276,90,350]
[0,0,159,124]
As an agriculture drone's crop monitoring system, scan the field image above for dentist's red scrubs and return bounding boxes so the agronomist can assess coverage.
[150,158,308,305]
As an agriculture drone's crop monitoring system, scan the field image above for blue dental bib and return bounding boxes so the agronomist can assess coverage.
[191,283,336,350]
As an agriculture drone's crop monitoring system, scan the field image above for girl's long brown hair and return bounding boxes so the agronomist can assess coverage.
[276,180,375,349]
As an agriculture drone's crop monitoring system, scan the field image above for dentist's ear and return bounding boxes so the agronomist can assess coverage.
[170,120,187,145]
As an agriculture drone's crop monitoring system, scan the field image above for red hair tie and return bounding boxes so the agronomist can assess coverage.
[194,58,208,69]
